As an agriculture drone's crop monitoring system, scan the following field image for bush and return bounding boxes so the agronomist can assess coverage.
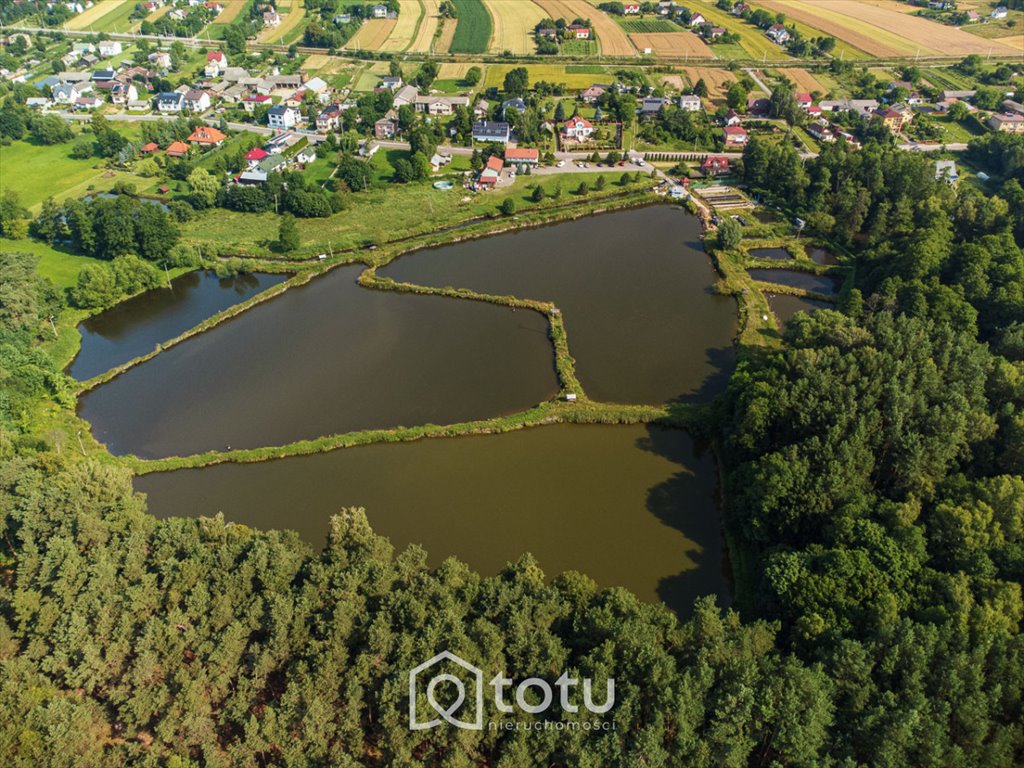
[499,197,516,215]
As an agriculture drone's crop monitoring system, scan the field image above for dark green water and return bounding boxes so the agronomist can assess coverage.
[69,270,287,381]
[767,293,833,324]
[382,204,737,405]
[135,424,729,614]
[749,268,838,295]
[79,264,559,458]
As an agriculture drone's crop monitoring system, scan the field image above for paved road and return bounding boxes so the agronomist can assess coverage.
[744,68,773,97]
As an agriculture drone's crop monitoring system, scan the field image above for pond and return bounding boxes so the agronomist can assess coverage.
[69,270,287,381]
[382,204,737,405]
[809,248,839,266]
[78,264,559,458]
[135,424,729,616]
[748,247,791,261]
[748,268,838,295]
[767,293,833,324]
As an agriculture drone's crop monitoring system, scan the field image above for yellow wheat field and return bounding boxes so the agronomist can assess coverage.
[535,0,636,55]
[65,0,121,30]
[408,0,441,52]
[484,0,547,54]
[380,1,423,52]
[348,19,399,50]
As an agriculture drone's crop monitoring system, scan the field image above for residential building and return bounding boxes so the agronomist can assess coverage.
[316,103,343,131]
[267,105,300,129]
[873,107,907,134]
[381,76,403,90]
[263,10,281,26]
[623,2,640,13]
[561,115,594,141]
[243,94,271,113]
[689,13,705,26]
[935,160,958,185]
[393,84,419,107]
[91,69,116,82]
[156,91,184,112]
[501,98,527,118]
[568,25,591,39]
[188,126,226,146]
[988,113,1024,133]
[97,41,122,57]
[244,147,269,166]
[204,50,228,77]
[52,83,83,104]
[473,120,511,143]
[414,95,470,115]
[140,142,160,154]
[479,155,503,187]
[375,111,399,139]
[796,92,813,110]
[723,108,741,126]
[638,97,667,115]
[110,82,138,104]
[992,6,1008,19]
[722,125,748,147]
[166,140,190,158]
[148,51,171,70]
[581,85,607,103]
[73,96,102,111]
[964,10,980,22]
[679,94,702,112]
[807,122,834,142]
[766,24,790,44]
[183,89,211,112]
[701,156,730,176]
[372,4,388,18]
[474,99,490,118]
[505,147,540,165]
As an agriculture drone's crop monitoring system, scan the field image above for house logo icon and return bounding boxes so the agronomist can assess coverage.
[408,651,484,730]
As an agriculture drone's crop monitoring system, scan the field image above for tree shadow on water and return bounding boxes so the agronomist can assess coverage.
[635,424,731,618]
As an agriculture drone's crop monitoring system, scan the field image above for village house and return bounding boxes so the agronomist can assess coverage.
[679,93,702,112]
[581,85,608,103]
[807,122,834,142]
[474,99,490,118]
[244,147,269,166]
[873,106,907,134]
[722,125,748,147]
[414,94,470,115]
[284,90,307,108]
[723,108,741,126]
[267,104,300,129]
[183,88,211,112]
[73,96,102,111]
[156,91,184,113]
[568,25,591,39]
[188,125,226,147]
[561,114,594,141]
[992,6,1008,19]
[623,2,640,13]
[166,140,190,158]
[381,76,403,91]
[263,10,281,26]
[110,82,138,104]
[375,110,399,139]
[796,92,813,110]
[243,93,272,113]
[148,51,172,70]
[964,10,980,22]
[479,155,504,187]
[689,13,705,26]
[372,4,388,18]
[638,97,667,116]
[733,2,750,13]
[52,82,86,104]
[140,142,160,155]
[501,98,527,118]
[316,103,343,131]
[766,24,790,44]
[505,147,540,166]
[701,156,730,177]
[473,120,511,143]
[988,113,1024,134]
[393,84,419,108]
[747,96,771,116]
[97,40,122,58]
[204,51,228,77]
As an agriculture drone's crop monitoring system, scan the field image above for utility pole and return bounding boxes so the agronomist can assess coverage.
[48,315,57,338]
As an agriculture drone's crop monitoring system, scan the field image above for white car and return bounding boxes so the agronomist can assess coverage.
[557,160,565,167]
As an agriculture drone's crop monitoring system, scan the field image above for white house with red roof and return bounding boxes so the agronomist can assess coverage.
[479,155,504,187]
[561,115,594,141]
[701,156,730,176]
[204,50,228,77]
[569,25,591,39]
[796,92,813,110]
[505,147,540,165]
[243,93,271,113]
[722,125,748,147]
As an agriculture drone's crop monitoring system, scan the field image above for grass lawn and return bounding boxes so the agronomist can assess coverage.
[928,115,984,144]
[0,139,138,211]
[92,0,140,32]
[181,171,651,254]
[484,64,604,90]
[561,39,599,56]
[1,237,96,290]
[708,42,747,59]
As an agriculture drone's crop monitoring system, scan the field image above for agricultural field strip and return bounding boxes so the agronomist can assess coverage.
[629,32,716,58]
[65,0,120,30]
[687,1,792,60]
[409,0,441,52]
[449,0,492,54]
[258,0,306,43]
[782,67,826,94]
[535,0,637,55]
[381,0,425,52]
[213,0,250,25]
[348,19,399,50]
[483,0,547,54]
[434,18,458,52]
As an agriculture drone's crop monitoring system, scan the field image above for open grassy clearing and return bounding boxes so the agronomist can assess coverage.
[409,0,441,51]
[0,136,140,211]
[351,61,393,91]
[537,0,637,55]
[921,67,976,90]
[434,17,458,51]
[64,0,120,29]
[348,18,399,50]
[484,0,546,54]
[631,32,715,57]
[181,172,645,255]
[781,67,827,94]
[379,0,423,52]
[483,63,606,89]
[0,237,96,291]
[258,0,306,43]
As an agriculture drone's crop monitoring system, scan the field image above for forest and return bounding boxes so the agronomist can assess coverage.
[1,131,1022,765]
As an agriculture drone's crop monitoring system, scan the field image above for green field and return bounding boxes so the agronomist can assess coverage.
[561,39,599,56]
[618,19,679,33]
[922,67,976,91]
[483,63,608,89]
[89,1,140,33]
[0,237,96,290]
[565,64,606,74]
[181,171,646,254]
[449,0,492,54]
[0,137,139,211]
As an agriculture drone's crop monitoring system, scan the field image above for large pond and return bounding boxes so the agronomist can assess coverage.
[135,424,729,615]
[748,268,838,295]
[79,264,559,458]
[382,204,737,405]
[767,293,833,324]
[69,270,287,381]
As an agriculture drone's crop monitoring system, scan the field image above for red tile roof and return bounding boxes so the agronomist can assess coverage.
[505,147,539,161]
[166,141,189,156]
[485,155,504,171]
[188,126,226,144]
[245,147,269,161]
